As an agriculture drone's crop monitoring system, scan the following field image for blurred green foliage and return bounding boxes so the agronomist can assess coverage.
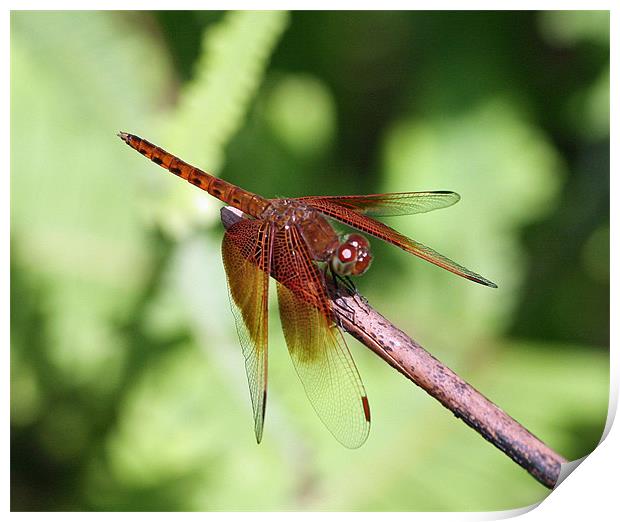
[11,10,609,511]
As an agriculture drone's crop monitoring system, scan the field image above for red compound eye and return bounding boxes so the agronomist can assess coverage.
[338,245,356,263]
[345,233,368,250]
[331,234,373,276]
[353,249,372,275]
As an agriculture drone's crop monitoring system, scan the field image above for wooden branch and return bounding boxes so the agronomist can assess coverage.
[221,206,568,489]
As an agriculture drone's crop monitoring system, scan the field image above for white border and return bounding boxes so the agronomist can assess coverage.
[5,4,615,519]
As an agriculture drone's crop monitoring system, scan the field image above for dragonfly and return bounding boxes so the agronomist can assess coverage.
[118,131,497,448]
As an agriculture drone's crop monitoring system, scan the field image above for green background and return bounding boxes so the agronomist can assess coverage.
[11,11,609,511]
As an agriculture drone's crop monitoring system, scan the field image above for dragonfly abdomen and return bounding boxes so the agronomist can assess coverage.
[118,132,269,218]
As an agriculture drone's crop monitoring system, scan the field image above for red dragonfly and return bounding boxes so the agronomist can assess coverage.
[119,132,496,448]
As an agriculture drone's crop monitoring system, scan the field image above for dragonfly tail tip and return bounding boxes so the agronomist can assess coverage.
[472,274,498,288]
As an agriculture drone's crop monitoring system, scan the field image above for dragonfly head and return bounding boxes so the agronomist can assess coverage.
[331,234,372,276]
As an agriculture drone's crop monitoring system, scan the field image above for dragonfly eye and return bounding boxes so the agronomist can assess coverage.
[347,234,372,275]
[331,234,372,276]
[353,247,372,275]
[338,245,355,263]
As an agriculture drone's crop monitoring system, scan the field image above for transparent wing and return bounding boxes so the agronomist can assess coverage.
[222,219,273,443]
[297,191,460,217]
[302,199,497,288]
[272,225,371,448]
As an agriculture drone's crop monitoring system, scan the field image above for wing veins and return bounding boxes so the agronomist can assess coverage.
[300,199,496,287]
[222,219,273,443]
[273,225,370,448]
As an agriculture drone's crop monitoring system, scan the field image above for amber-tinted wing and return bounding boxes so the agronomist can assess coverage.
[272,225,371,448]
[302,198,497,288]
[297,191,460,217]
[222,218,273,443]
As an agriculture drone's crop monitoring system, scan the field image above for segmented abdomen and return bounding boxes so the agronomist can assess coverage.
[119,132,270,218]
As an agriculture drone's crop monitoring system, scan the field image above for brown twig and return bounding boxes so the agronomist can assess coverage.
[221,206,568,489]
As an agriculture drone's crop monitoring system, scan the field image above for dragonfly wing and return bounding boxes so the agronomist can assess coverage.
[303,199,497,288]
[222,218,273,443]
[297,191,460,217]
[273,225,371,448]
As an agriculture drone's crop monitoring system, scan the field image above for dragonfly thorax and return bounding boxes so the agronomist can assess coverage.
[330,234,373,276]
[262,198,315,229]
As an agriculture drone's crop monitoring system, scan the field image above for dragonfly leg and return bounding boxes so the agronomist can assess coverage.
[338,274,357,295]
[336,273,369,312]
[323,264,359,323]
